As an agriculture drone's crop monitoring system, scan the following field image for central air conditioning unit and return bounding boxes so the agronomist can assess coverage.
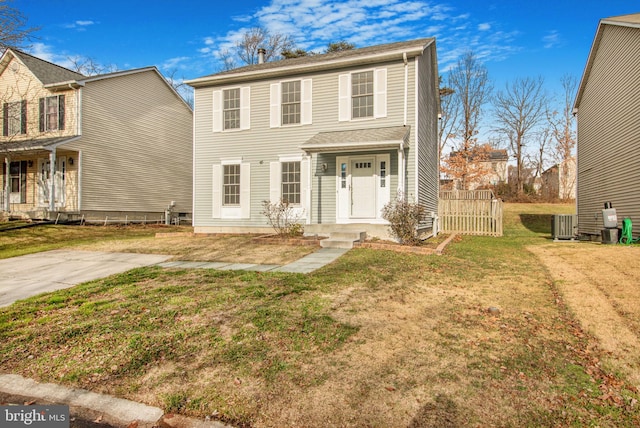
[552,214,578,240]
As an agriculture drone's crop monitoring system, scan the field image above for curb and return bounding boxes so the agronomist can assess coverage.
[0,374,231,428]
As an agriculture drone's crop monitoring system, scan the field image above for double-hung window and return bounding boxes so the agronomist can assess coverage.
[2,101,26,136]
[223,164,241,206]
[39,95,65,132]
[223,89,240,130]
[213,87,250,132]
[281,161,301,205]
[281,81,301,125]
[270,79,311,127]
[338,68,387,121]
[212,161,251,219]
[351,71,374,119]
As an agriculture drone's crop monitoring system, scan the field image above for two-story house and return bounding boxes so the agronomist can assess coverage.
[574,13,640,239]
[0,48,192,222]
[186,38,440,239]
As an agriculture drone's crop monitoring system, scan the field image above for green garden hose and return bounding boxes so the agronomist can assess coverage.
[620,218,640,245]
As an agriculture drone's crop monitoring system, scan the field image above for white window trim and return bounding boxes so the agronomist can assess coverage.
[212,159,251,219]
[338,68,387,122]
[270,79,312,128]
[269,154,309,219]
[212,87,251,133]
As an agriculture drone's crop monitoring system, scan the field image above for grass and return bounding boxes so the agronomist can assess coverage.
[1,204,639,427]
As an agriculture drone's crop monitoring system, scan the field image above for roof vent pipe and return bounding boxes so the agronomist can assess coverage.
[258,48,266,64]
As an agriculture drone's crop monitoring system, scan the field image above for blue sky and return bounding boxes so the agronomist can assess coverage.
[14,0,640,97]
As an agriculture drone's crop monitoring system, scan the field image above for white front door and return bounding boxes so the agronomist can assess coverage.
[350,159,376,218]
[336,154,391,223]
[37,157,66,208]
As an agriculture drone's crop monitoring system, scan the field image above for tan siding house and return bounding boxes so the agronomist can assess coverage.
[187,39,439,238]
[0,49,192,222]
[574,13,640,238]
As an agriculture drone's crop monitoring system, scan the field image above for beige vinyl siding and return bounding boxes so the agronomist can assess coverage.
[577,24,640,236]
[0,56,78,140]
[64,70,192,214]
[416,44,439,227]
[193,58,419,227]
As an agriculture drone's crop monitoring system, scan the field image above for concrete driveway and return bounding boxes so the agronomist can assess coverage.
[0,250,171,307]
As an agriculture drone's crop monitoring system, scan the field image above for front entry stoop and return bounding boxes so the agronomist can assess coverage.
[320,231,366,249]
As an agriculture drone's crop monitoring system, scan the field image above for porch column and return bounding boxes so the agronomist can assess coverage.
[3,157,10,212]
[397,148,406,198]
[306,153,312,225]
[48,147,56,212]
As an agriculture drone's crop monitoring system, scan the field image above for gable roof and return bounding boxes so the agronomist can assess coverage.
[3,48,85,85]
[187,38,435,87]
[574,13,640,109]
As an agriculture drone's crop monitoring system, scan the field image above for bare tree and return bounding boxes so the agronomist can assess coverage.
[217,48,237,71]
[164,68,193,108]
[493,76,548,196]
[438,75,459,160]
[235,27,294,65]
[442,51,493,190]
[546,74,577,199]
[0,0,38,50]
[66,56,118,76]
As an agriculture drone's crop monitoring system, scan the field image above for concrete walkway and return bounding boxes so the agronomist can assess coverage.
[0,250,171,308]
[157,247,349,274]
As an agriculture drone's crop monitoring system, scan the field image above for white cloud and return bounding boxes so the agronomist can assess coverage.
[63,20,97,30]
[543,30,560,48]
[194,0,522,76]
[162,56,191,71]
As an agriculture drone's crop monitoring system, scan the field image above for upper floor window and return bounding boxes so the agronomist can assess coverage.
[270,79,312,128]
[338,68,387,121]
[213,87,250,132]
[281,81,301,125]
[223,88,240,130]
[351,71,374,119]
[2,101,26,136]
[39,95,65,132]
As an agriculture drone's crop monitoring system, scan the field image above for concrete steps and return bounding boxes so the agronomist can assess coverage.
[320,231,366,249]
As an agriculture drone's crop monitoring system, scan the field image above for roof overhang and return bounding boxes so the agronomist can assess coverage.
[300,126,410,154]
[0,136,80,154]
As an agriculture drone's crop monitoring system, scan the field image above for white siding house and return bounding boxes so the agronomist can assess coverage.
[0,48,192,221]
[187,39,440,238]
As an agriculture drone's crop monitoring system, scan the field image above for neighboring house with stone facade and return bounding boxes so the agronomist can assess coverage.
[0,48,192,222]
[186,38,440,241]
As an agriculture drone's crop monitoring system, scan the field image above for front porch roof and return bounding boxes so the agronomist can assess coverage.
[0,136,80,154]
[300,125,411,154]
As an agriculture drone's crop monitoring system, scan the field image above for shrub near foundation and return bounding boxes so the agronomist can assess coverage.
[381,195,427,245]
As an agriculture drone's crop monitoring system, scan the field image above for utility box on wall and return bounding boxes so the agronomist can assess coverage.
[552,214,578,240]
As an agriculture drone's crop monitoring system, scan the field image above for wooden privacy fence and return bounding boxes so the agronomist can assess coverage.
[438,190,503,237]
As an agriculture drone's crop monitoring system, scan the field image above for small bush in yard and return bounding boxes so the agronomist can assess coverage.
[261,199,304,238]
[382,194,427,245]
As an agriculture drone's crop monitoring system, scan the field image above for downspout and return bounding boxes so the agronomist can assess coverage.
[403,52,408,126]
[398,52,408,198]
[75,86,82,212]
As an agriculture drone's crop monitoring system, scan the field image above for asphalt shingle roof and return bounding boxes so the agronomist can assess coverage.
[203,38,434,79]
[10,49,85,85]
